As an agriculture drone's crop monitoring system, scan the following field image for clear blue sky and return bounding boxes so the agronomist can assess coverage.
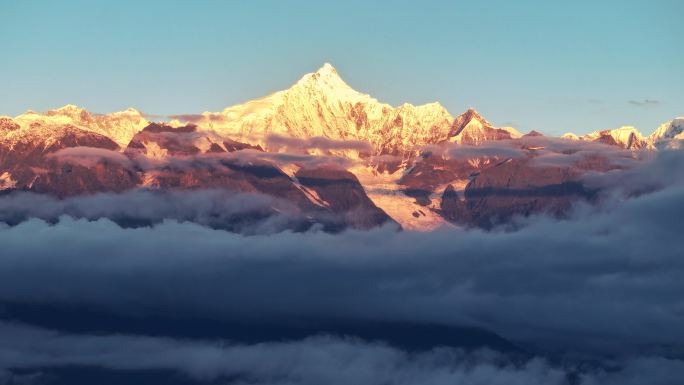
[1,0,682,135]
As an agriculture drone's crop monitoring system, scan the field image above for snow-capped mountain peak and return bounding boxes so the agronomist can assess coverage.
[311,62,341,81]
[46,104,92,121]
[650,117,684,149]
[183,63,458,155]
[52,104,86,113]
[447,108,520,144]
[8,64,675,158]
[173,63,527,156]
[451,108,492,135]
[11,106,149,148]
[291,62,374,104]
[563,126,651,150]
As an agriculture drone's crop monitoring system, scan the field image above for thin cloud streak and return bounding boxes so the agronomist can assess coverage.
[628,99,660,107]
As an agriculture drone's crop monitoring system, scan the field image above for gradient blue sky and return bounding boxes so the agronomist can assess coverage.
[1,0,682,135]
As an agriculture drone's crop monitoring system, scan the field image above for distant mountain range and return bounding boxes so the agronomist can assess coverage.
[1,64,682,231]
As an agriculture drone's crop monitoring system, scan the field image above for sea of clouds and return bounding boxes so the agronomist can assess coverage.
[1,148,683,384]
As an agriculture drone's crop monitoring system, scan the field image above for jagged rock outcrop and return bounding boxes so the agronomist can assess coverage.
[295,165,396,230]
[439,153,621,229]
[448,108,521,145]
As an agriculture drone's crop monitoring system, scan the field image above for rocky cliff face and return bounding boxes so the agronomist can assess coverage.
[440,157,596,229]
[448,108,522,145]
[295,166,394,230]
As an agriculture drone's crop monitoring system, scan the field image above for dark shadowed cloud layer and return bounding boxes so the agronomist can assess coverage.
[1,149,683,382]
[0,321,683,385]
[0,184,683,356]
[0,189,307,235]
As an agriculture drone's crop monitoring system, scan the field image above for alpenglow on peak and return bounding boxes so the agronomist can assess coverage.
[186,62,468,155]
[317,62,338,76]
[295,62,353,91]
